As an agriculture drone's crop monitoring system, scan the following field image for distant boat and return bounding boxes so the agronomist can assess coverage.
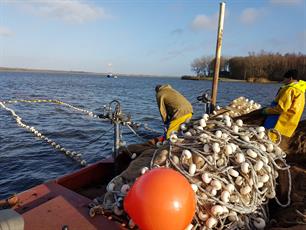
[106,73,118,78]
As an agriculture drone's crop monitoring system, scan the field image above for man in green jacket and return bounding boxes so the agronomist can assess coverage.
[155,84,193,139]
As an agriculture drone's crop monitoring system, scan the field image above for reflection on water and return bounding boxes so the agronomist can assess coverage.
[0,72,304,199]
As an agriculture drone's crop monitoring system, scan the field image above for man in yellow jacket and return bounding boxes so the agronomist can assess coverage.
[263,69,306,142]
[156,84,193,139]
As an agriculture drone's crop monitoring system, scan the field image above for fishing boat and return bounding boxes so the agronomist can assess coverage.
[107,73,118,78]
[1,96,305,230]
[1,2,305,229]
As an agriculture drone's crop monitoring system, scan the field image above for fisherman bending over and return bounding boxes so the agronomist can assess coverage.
[262,69,306,142]
[155,84,193,140]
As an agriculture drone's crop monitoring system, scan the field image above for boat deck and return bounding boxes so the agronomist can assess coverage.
[12,159,125,230]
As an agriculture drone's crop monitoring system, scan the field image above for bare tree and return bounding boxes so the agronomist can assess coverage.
[227,51,306,81]
[191,56,213,77]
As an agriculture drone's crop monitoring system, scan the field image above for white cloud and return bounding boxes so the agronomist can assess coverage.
[240,8,265,24]
[10,0,109,24]
[191,14,218,31]
[0,26,13,36]
[270,0,304,5]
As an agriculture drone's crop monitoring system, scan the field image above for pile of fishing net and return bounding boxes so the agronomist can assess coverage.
[93,97,294,229]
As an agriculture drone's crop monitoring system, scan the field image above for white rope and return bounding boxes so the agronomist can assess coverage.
[0,99,109,166]
[2,99,106,119]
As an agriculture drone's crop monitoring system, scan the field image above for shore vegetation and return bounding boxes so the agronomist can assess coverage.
[188,51,306,82]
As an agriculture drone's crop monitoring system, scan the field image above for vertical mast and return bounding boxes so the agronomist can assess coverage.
[211,2,225,111]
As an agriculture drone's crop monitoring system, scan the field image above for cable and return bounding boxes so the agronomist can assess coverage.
[77,126,114,148]
[125,124,148,142]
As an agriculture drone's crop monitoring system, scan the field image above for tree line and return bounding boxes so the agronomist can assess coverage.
[191,51,306,82]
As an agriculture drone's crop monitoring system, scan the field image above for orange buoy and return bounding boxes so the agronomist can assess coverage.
[124,168,196,230]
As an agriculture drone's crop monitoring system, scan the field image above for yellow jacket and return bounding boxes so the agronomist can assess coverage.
[265,80,306,137]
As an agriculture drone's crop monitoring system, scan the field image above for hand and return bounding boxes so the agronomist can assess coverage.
[260,108,268,115]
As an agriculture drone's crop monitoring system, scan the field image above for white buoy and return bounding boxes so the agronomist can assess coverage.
[229,169,239,177]
[253,217,266,229]
[212,143,221,154]
[206,217,218,229]
[202,172,212,184]
[215,130,222,138]
[189,164,196,176]
[236,119,243,127]
[199,119,207,127]
[211,180,222,190]
[182,149,192,159]
[211,205,224,216]
[120,184,130,194]
[204,144,210,153]
[221,190,230,203]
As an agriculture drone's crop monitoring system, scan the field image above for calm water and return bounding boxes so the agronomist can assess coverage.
[0,72,304,199]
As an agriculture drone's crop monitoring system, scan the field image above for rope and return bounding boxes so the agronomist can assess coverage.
[125,124,148,142]
[2,99,109,121]
[1,98,163,167]
[142,123,163,135]
[77,126,113,148]
[0,99,114,166]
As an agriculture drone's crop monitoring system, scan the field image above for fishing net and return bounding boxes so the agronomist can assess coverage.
[89,97,305,229]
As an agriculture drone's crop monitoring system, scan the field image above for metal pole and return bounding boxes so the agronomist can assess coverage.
[211,2,225,111]
[113,121,120,161]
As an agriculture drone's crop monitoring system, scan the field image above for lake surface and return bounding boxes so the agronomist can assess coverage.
[0,72,305,199]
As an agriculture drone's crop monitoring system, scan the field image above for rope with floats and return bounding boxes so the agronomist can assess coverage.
[0,100,97,166]
[1,99,107,120]
[0,99,161,167]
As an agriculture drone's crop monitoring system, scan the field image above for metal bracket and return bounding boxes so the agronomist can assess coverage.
[100,100,131,161]
[197,89,212,114]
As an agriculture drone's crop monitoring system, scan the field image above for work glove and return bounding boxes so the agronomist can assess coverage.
[260,108,269,115]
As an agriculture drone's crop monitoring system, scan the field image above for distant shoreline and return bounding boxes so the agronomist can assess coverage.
[0,67,101,75]
[0,67,177,78]
[181,75,278,83]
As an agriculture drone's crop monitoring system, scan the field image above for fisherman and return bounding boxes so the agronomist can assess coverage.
[155,84,193,140]
[262,69,306,142]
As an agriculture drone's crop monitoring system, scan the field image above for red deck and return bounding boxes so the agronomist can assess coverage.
[12,159,125,230]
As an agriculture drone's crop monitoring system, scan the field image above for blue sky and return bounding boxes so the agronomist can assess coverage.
[0,0,305,76]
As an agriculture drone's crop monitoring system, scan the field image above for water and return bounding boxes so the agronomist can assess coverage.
[0,72,304,199]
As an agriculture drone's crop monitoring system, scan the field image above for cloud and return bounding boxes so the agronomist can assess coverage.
[9,0,109,24]
[191,14,218,31]
[270,0,304,5]
[240,8,265,24]
[0,26,13,36]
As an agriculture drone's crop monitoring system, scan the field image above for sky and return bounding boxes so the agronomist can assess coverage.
[0,0,305,76]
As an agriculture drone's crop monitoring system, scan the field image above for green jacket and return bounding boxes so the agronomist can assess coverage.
[156,84,193,124]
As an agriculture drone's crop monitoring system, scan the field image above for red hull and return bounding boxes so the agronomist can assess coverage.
[11,159,124,230]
